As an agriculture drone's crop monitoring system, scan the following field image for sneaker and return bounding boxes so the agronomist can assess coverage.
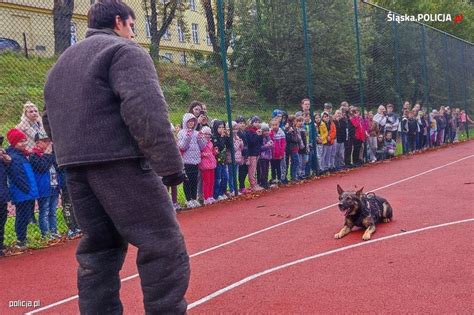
[15,241,27,251]
[185,200,195,208]
[0,249,5,257]
[252,185,264,191]
[217,195,227,201]
[209,197,216,204]
[192,199,201,207]
[67,230,76,239]
[240,188,251,194]
[173,203,182,211]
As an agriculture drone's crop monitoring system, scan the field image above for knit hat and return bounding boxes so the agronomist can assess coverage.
[34,132,50,142]
[260,123,270,131]
[7,128,27,147]
[250,116,261,124]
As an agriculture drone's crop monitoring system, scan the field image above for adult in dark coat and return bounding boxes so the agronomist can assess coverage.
[42,1,189,313]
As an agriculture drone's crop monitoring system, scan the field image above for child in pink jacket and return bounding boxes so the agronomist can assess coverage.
[199,126,217,205]
[269,118,286,185]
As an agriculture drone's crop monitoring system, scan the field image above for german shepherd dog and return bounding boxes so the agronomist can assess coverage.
[335,185,393,241]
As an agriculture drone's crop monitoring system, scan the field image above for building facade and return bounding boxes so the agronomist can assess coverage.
[0,0,216,63]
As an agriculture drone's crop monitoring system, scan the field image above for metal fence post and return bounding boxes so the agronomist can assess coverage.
[300,0,319,175]
[421,25,429,111]
[217,0,238,195]
[461,42,470,139]
[392,18,402,112]
[353,0,365,114]
[443,35,452,106]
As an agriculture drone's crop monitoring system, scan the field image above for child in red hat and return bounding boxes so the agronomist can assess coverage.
[5,128,39,249]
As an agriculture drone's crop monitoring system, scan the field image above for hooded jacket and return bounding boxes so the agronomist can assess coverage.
[177,113,207,165]
[6,147,39,204]
[43,28,182,176]
[30,147,59,198]
[269,128,286,159]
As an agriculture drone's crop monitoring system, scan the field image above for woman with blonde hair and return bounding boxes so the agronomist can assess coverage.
[16,101,45,150]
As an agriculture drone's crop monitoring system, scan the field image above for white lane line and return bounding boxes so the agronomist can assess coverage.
[187,218,474,310]
[25,153,474,314]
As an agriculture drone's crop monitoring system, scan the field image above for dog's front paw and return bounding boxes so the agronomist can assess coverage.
[383,218,391,223]
[334,233,343,239]
[362,234,371,241]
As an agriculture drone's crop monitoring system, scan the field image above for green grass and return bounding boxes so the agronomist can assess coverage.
[0,52,272,135]
[4,208,69,249]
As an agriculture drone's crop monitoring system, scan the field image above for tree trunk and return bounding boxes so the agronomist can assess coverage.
[146,0,179,61]
[53,0,74,55]
[201,0,234,67]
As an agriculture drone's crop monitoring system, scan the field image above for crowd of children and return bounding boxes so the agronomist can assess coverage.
[169,100,471,211]
[0,99,471,254]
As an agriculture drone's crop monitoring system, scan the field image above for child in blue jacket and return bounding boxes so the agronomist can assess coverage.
[30,133,60,239]
[6,129,39,249]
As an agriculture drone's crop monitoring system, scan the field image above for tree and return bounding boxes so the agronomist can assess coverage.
[143,0,187,61]
[53,0,74,55]
[200,0,235,66]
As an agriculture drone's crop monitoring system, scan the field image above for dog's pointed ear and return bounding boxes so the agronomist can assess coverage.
[337,184,344,196]
[356,187,364,196]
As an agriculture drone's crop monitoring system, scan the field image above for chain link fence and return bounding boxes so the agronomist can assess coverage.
[0,0,472,255]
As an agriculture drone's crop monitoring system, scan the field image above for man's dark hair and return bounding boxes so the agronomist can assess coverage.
[88,0,136,29]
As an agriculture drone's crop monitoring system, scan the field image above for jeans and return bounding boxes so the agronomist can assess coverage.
[298,154,308,177]
[213,164,228,198]
[401,132,408,154]
[66,159,189,314]
[38,192,59,236]
[290,152,300,180]
[334,142,345,167]
[14,200,35,243]
[281,153,288,181]
[227,164,238,193]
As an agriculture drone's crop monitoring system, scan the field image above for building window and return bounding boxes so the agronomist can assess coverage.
[206,27,212,46]
[145,16,151,38]
[192,23,199,44]
[189,0,196,11]
[163,27,171,41]
[164,52,173,62]
[177,23,185,42]
[179,51,187,65]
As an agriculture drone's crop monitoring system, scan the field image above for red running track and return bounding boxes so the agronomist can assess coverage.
[0,141,473,314]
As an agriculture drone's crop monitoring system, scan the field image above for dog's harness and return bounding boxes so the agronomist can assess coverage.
[353,193,383,227]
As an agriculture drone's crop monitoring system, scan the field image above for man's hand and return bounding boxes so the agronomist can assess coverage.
[162,171,188,187]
